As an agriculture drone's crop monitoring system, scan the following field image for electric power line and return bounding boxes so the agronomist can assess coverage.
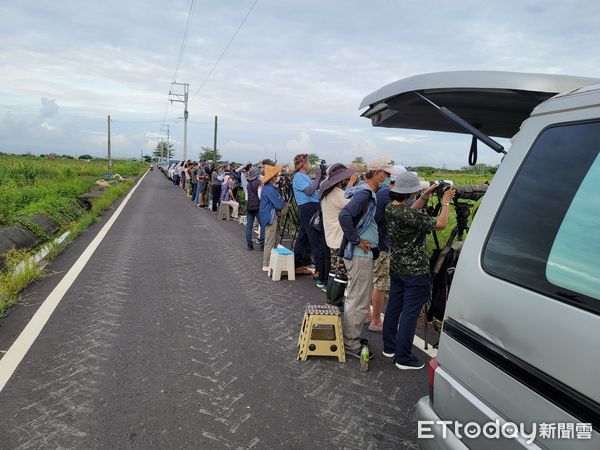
[189,0,259,105]
[173,0,197,82]
[111,117,181,124]
[157,0,197,143]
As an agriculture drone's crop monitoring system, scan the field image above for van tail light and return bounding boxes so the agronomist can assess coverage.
[428,356,439,403]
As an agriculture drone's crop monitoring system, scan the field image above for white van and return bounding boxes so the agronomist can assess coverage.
[360,71,600,449]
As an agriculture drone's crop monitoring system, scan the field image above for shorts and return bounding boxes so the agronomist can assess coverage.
[373,250,390,292]
[329,248,348,281]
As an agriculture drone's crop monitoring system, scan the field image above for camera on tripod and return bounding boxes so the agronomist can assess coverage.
[430,180,488,202]
[319,160,327,181]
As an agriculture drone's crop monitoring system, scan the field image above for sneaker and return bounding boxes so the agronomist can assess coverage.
[320,284,327,293]
[382,350,395,358]
[395,357,425,370]
[315,280,325,289]
[262,265,269,272]
[247,245,254,251]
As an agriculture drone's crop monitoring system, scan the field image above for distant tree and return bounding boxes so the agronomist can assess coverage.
[39,154,47,158]
[79,154,93,160]
[153,142,174,160]
[61,154,74,159]
[352,156,365,164]
[308,153,320,166]
[143,155,152,163]
[199,146,221,162]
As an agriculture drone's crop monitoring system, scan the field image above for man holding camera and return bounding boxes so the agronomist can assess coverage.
[382,172,455,370]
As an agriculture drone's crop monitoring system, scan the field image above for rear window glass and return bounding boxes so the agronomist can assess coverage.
[546,153,600,300]
[483,120,600,315]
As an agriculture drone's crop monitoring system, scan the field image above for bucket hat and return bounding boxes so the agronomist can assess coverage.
[391,171,425,194]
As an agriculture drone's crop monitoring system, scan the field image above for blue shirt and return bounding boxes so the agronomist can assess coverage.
[293,172,319,205]
[259,183,284,227]
[353,217,379,258]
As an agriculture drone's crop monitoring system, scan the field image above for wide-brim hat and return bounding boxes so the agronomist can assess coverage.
[319,163,357,198]
[261,164,283,185]
[391,171,425,194]
[246,166,261,181]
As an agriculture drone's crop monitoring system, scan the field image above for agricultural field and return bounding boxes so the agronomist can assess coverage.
[0,155,146,226]
[423,172,495,250]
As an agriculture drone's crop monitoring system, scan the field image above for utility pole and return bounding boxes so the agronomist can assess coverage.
[213,115,218,164]
[107,115,112,177]
[169,82,189,161]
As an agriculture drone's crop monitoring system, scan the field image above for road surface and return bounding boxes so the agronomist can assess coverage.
[0,171,428,449]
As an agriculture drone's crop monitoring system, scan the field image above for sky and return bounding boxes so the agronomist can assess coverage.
[1,0,600,168]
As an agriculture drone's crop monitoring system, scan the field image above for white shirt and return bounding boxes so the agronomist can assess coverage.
[321,187,350,249]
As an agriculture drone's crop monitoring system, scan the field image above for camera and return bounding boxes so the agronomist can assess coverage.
[319,159,327,181]
[429,180,488,201]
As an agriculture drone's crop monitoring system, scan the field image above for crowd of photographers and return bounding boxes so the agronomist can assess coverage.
[161,154,456,370]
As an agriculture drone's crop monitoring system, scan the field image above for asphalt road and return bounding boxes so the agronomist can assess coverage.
[0,171,429,449]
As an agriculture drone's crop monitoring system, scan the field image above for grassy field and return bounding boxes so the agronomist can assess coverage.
[0,155,145,226]
[0,155,146,316]
[424,172,493,250]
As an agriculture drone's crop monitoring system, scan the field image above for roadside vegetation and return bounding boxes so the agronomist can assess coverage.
[0,154,146,316]
[408,166,498,250]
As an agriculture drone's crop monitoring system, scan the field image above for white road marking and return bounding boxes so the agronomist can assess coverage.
[0,170,149,392]
[413,335,438,358]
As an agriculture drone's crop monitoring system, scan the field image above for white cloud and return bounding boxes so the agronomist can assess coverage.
[1,0,599,167]
[383,135,429,143]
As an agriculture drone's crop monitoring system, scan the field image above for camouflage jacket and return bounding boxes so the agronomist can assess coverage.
[386,203,436,276]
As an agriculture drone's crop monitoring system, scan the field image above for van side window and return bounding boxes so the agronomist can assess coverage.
[546,154,600,300]
[483,121,600,315]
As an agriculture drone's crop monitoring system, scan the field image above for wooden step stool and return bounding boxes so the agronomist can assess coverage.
[268,247,295,281]
[218,203,230,220]
[297,305,345,362]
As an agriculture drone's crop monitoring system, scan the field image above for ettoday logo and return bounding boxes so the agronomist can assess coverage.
[418,420,593,444]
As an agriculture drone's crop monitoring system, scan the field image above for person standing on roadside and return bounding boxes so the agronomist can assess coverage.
[196,160,208,207]
[382,172,455,370]
[259,165,284,271]
[338,159,391,359]
[368,163,406,332]
[292,154,329,290]
[245,166,262,250]
[319,163,358,307]
[211,165,223,212]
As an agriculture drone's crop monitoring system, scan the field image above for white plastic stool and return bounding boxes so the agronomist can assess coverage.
[268,247,295,281]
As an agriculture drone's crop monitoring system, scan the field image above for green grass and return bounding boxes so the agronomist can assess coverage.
[425,173,491,251]
[0,249,45,317]
[0,155,145,226]
[0,155,145,316]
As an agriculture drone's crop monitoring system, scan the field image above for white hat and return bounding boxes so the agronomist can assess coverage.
[366,157,394,172]
[389,164,407,181]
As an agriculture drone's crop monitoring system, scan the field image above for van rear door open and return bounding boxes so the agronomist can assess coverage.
[360,70,600,138]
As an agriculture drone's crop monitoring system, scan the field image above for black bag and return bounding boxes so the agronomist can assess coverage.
[309,209,322,231]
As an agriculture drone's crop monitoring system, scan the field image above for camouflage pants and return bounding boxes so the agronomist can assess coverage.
[329,248,348,281]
